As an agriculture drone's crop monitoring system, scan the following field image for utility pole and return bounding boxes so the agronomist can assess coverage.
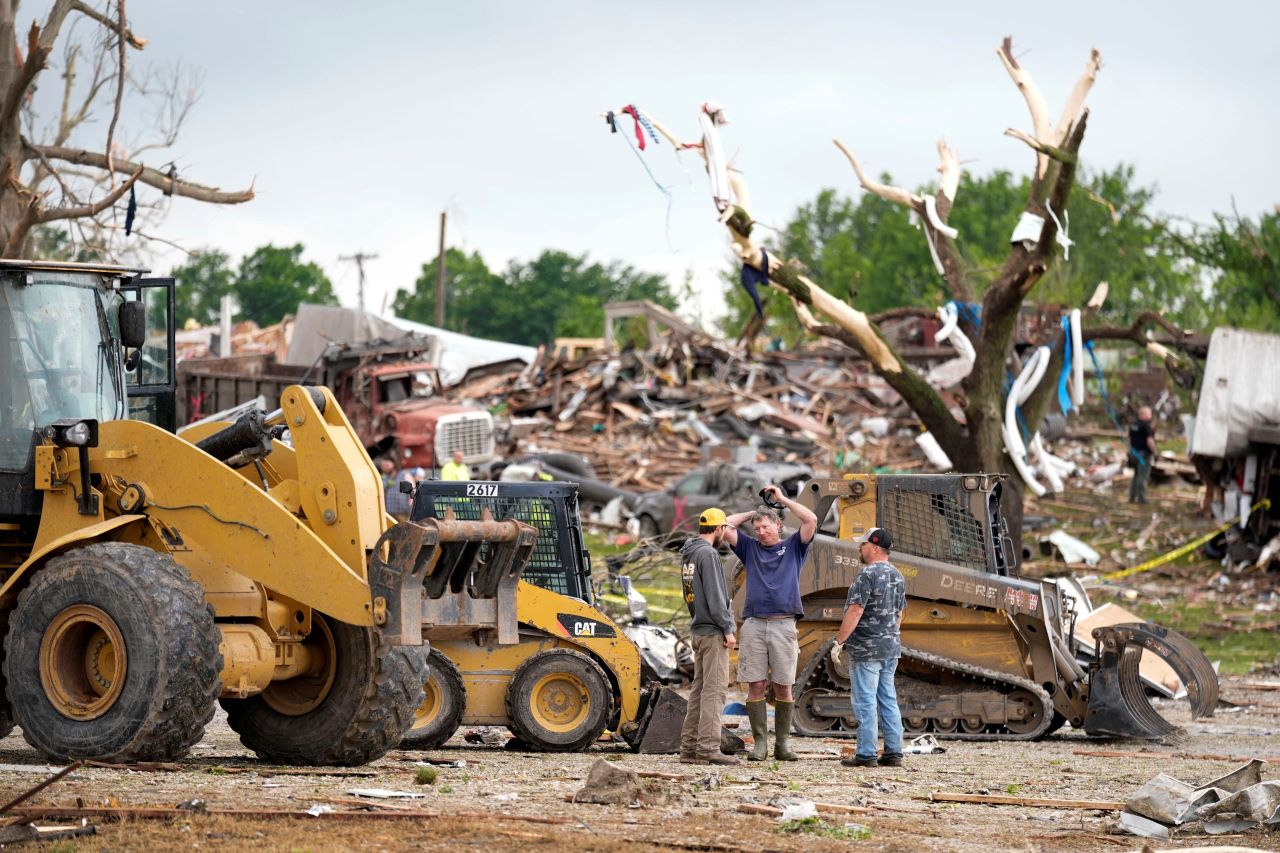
[338,251,379,314]
[435,211,446,327]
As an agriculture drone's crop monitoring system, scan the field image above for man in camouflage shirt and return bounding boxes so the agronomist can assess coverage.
[833,527,906,768]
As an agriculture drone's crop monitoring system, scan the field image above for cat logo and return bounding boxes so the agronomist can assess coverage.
[556,614,616,639]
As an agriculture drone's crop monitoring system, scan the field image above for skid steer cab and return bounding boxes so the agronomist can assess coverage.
[0,260,535,768]
[401,479,692,753]
[779,474,1219,742]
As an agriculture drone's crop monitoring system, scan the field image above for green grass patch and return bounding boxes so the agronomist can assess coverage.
[415,766,438,785]
[777,817,871,840]
[1126,599,1279,674]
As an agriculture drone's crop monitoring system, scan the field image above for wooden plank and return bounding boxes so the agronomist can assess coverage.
[1073,749,1280,763]
[8,806,571,825]
[928,793,1124,810]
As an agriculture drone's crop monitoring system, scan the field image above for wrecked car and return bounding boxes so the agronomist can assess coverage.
[629,461,815,538]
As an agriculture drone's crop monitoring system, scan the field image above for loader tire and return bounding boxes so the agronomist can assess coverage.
[0,610,13,740]
[401,649,466,750]
[506,649,610,752]
[3,543,221,762]
[222,614,428,766]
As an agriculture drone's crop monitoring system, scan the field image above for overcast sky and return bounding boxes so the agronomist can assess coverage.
[65,1,1280,324]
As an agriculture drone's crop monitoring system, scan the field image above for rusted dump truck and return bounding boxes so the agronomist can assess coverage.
[177,337,495,470]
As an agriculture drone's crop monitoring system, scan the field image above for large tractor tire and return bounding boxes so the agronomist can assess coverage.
[3,544,222,762]
[400,649,466,750]
[506,649,611,752]
[0,611,14,741]
[222,614,428,766]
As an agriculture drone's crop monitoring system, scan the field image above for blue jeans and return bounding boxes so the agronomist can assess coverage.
[851,657,904,759]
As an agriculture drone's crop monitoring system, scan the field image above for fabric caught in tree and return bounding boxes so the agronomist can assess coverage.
[740,249,769,318]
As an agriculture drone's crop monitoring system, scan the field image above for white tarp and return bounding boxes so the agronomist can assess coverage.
[385,315,537,387]
[285,304,536,387]
[1191,327,1280,458]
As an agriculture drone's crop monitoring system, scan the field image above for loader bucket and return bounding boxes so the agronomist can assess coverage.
[1083,623,1219,741]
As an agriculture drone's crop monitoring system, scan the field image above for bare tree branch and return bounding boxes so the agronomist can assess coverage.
[832,139,920,207]
[103,0,127,189]
[1,22,50,133]
[1054,48,1102,144]
[936,138,960,205]
[37,163,140,223]
[63,0,145,49]
[30,142,254,203]
[997,36,1052,178]
[1003,127,1078,164]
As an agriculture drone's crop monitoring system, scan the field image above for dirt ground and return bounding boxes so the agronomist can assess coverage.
[1,679,1278,852]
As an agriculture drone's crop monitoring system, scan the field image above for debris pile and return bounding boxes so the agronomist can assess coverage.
[458,319,961,489]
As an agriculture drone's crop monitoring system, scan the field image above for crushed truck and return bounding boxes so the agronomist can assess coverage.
[0,260,533,766]
[176,337,496,471]
[744,474,1219,742]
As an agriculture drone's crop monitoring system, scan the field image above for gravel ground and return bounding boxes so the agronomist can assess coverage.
[1,678,1278,852]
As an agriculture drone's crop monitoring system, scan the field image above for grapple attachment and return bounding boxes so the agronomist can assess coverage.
[1084,623,1219,741]
[367,508,537,646]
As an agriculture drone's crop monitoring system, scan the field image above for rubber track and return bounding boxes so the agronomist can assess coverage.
[898,646,1056,741]
[794,639,1054,741]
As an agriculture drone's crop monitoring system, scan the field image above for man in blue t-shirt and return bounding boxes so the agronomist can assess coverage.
[723,485,817,762]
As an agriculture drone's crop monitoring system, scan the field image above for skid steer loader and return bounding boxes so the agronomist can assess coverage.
[754,474,1218,742]
[400,480,693,753]
[0,260,535,766]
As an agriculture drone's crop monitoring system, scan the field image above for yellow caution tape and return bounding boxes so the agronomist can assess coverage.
[1102,498,1271,581]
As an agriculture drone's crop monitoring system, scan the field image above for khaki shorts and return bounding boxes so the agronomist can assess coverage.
[736,617,799,685]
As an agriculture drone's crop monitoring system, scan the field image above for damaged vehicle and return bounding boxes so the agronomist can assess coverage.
[629,461,815,538]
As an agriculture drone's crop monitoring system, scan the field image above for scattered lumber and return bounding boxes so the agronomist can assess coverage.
[928,792,1125,810]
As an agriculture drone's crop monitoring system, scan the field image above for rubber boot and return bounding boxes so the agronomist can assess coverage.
[773,700,799,761]
[745,699,769,762]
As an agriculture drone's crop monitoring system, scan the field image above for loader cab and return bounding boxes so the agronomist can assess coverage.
[409,480,594,605]
[0,260,175,520]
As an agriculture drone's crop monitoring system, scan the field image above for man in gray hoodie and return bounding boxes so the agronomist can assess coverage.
[678,507,739,765]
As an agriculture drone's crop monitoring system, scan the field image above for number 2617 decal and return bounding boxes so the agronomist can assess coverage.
[465,483,498,496]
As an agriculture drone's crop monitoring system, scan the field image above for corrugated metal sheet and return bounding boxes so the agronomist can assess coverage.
[1191,327,1280,458]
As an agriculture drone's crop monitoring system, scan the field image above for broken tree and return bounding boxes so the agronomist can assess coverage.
[0,1,254,257]
[613,39,1201,544]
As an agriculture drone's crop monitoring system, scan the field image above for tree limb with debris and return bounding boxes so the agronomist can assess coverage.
[0,0,253,258]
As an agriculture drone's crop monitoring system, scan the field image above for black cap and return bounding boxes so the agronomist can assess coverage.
[858,527,893,550]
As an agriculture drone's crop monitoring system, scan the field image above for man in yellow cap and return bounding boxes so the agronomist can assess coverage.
[678,507,739,765]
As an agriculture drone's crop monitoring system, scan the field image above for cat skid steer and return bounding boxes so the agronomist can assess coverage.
[402,480,704,753]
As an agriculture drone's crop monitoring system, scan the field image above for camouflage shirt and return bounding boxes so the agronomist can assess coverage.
[843,560,906,662]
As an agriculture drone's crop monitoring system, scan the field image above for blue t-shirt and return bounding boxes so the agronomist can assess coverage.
[732,530,809,619]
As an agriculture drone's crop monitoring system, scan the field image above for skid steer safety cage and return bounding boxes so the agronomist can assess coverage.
[875,476,990,573]
[412,481,591,603]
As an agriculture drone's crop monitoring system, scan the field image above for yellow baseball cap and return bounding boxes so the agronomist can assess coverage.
[699,507,728,527]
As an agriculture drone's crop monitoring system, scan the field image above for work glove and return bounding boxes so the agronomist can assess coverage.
[829,642,843,667]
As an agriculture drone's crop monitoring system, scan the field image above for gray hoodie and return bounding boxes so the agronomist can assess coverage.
[681,536,735,638]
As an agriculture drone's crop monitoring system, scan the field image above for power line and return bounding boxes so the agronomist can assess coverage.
[338,251,379,314]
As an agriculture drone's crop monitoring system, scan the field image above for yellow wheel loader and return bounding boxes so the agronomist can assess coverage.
[400,480,688,753]
[0,260,535,765]
[744,474,1218,742]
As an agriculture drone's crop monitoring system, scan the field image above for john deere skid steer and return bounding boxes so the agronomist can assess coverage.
[766,474,1219,741]
[0,261,534,765]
